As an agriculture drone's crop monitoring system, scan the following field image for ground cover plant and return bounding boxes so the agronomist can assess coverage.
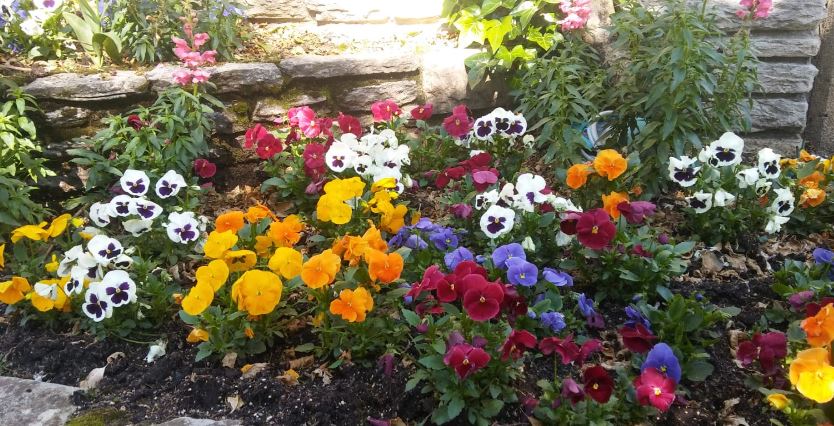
[1,0,833,425]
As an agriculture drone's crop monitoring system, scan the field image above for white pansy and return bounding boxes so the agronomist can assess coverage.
[687,191,713,213]
[770,188,795,216]
[668,156,700,187]
[473,114,496,141]
[757,148,781,180]
[765,214,790,234]
[521,236,536,252]
[515,173,548,206]
[123,219,153,236]
[736,167,760,189]
[325,141,356,173]
[555,231,573,247]
[57,245,85,277]
[479,205,516,239]
[130,199,162,220]
[89,202,112,227]
[708,132,744,167]
[97,270,136,308]
[120,169,150,196]
[165,212,201,244]
[108,195,135,217]
[82,283,113,322]
[713,189,736,207]
[155,170,187,198]
[755,179,773,197]
[474,190,499,210]
[87,235,124,265]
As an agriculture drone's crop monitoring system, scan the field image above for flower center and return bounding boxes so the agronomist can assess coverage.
[653,387,662,396]
[519,273,526,279]
[592,383,599,390]
[479,296,486,303]
[591,226,599,234]
[462,358,470,365]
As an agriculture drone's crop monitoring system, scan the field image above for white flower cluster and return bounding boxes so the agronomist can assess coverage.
[668,132,792,233]
[52,234,137,322]
[3,0,64,37]
[459,108,532,149]
[89,169,206,244]
[324,129,412,191]
[474,171,579,240]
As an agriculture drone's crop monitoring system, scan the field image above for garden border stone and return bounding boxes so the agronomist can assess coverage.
[0,376,79,426]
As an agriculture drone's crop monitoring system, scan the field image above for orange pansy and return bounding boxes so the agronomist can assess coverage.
[800,188,826,208]
[601,191,630,219]
[215,211,245,233]
[566,163,593,189]
[801,303,834,347]
[269,215,303,247]
[329,287,374,323]
[593,149,627,181]
[365,249,404,284]
[301,249,341,289]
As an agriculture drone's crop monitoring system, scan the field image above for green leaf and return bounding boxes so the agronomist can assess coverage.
[447,397,465,420]
[481,0,503,15]
[418,354,445,370]
[402,308,421,327]
[481,399,504,417]
[93,31,123,64]
[684,359,714,382]
[656,285,673,301]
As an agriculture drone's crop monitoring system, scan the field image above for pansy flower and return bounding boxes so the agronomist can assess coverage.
[543,268,573,286]
[561,378,585,405]
[130,199,163,220]
[99,270,137,308]
[617,201,656,225]
[641,343,682,383]
[593,149,627,181]
[765,214,790,234]
[473,114,496,140]
[474,190,498,210]
[633,368,677,412]
[479,205,515,239]
[442,104,474,139]
[429,228,458,251]
[500,329,537,361]
[87,235,124,265]
[491,243,526,270]
[231,270,283,316]
[575,209,615,249]
[224,250,258,273]
[123,218,153,236]
[165,212,201,244]
[687,191,713,214]
[667,156,700,187]
[444,343,490,379]
[444,247,474,271]
[583,366,614,403]
[410,104,433,121]
[506,258,538,287]
[155,170,187,198]
[472,168,499,192]
[120,169,150,196]
[0,277,31,305]
[619,324,657,353]
[771,188,795,216]
[757,148,781,179]
[193,158,217,179]
[108,195,135,217]
[330,287,374,322]
[371,99,401,122]
[736,167,760,188]
[706,132,744,167]
[89,202,112,227]
[325,141,356,172]
[82,285,113,322]
[713,189,736,207]
[540,311,567,333]
[461,274,504,321]
[337,113,363,137]
[789,347,834,403]
[515,173,547,209]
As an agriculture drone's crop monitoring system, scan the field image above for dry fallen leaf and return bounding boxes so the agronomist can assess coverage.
[312,364,332,385]
[79,366,106,390]
[277,369,300,386]
[288,355,315,370]
[241,363,268,379]
[226,394,244,413]
[222,352,238,368]
[700,250,724,273]
[107,352,125,364]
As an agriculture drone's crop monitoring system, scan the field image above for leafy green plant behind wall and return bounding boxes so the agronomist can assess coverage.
[443,0,570,88]
[63,0,123,67]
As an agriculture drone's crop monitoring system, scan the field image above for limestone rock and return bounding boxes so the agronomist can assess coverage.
[751,31,821,58]
[279,54,419,80]
[750,97,808,132]
[421,48,471,114]
[743,133,803,154]
[698,0,827,31]
[252,94,327,122]
[0,376,79,426]
[146,63,283,94]
[245,0,312,22]
[392,0,443,24]
[43,106,93,128]
[755,62,818,94]
[23,71,148,101]
[307,0,389,23]
[337,80,418,111]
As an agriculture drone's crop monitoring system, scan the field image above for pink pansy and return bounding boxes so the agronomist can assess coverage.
[193,159,217,179]
[288,106,316,128]
[371,99,401,122]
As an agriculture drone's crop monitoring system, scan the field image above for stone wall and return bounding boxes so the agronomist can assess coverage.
[806,1,834,154]
[22,0,830,167]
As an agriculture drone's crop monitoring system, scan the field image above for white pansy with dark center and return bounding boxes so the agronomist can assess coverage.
[765,214,790,234]
[698,146,719,167]
[34,281,60,301]
[98,270,136,308]
[707,132,744,167]
[87,234,124,265]
[515,173,547,212]
[757,148,781,180]
[755,179,772,197]
[497,182,518,208]
[82,283,113,322]
[65,267,87,296]
[473,114,496,141]
[713,189,736,207]
[72,252,102,283]
[89,202,112,227]
[687,191,713,213]
[546,195,581,213]
[480,205,516,239]
[667,156,700,187]
[736,168,760,189]
[155,170,187,199]
[108,195,135,217]
[506,112,527,137]
[474,190,499,210]
[112,254,134,270]
[123,218,153,236]
[165,212,201,244]
[325,141,356,173]
[130,199,162,220]
[120,169,150,196]
[770,188,795,217]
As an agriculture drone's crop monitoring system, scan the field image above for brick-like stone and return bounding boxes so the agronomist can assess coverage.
[44,106,93,128]
[252,94,327,122]
[24,71,148,102]
[743,133,803,155]
[751,31,821,58]
[699,0,827,30]
[750,97,808,132]
[245,0,312,22]
[279,54,419,79]
[755,62,818,94]
[307,0,389,23]
[0,377,79,426]
[146,63,283,94]
[337,80,418,111]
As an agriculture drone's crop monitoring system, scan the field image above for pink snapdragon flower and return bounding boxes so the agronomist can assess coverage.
[736,0,772,19]
[558,0,592,31]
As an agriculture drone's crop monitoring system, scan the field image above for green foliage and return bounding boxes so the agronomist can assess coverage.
[112,0,246,64]
[443,0,565,88]
[62,0,123,67]
[514,37,606,163]
[70,86,219,191]
[772,258,833,299]
[604,0,756,188]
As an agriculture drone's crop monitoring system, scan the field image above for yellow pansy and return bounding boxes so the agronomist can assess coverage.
[30,279,69,312]
[182,282,214,316]
[46,214,72,238]
[789,347,834,404]
[317,194,352,225]
[230,270,283,316]
[324,177,365,200]
[254,236,275,258]
[268,247,303,280]
[766,393,789,410]
[203,231,238,259]
[371,178,397,193]
[0,243,5,270]
[186,328,209,343]
[45,254,59,273]
[195,259,230,291]
[71,217,85,228]
[0,277,31,305]
[11,222,49,243]
[223,250,258,273]
[380,204,408,234]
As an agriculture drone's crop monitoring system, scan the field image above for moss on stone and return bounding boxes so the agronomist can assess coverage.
[66,408,129,426]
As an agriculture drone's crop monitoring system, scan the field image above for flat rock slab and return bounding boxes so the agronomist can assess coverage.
[755,62,818,94]
[146,63,283,94]
[0,376,79,426]
[155,417,242,426]
[279,53,419,79]
[23,71,149,102]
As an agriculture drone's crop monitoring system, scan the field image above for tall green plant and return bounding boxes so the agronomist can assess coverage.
[63,0,123,67]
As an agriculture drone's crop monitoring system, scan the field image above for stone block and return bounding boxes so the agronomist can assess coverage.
[23,71,148,102]
[421,48,471,114]
[743,133,803,155]
[751,31,821,58]
[155,417,241,426]
[337,80,418,111]
[750,97,808,132]
[392,0,443,24]
[279,53,419,79]
[700,0,827,31]
[755,62,818,94]
[0,377,79,426]
[244,0,312,22]
[252,93,327,122]
[146,63,283,94]
[44,106,93,128]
